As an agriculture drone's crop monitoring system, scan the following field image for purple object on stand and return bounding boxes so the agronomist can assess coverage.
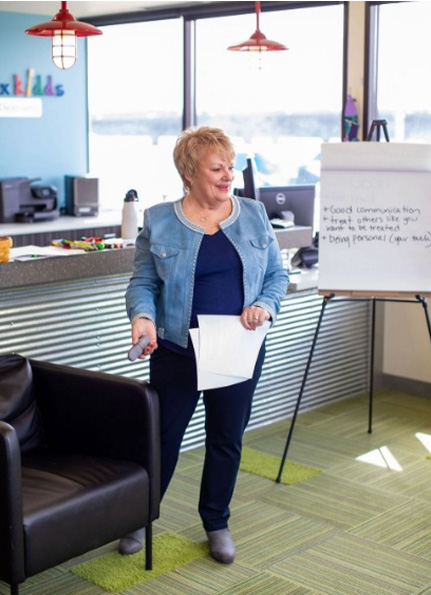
[344,94,359,141]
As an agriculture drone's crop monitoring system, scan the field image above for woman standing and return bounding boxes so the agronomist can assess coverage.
[123,126,288,563]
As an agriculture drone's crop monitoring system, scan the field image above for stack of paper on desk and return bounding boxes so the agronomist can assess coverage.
[190,315,270,391]
[10,245,85,261]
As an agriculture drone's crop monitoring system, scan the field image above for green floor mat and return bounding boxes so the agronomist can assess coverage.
[71,531,208,593]
[240,446,322,485]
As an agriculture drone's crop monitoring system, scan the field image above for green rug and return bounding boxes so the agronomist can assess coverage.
[71,531,208,593]
[240,446,322,485]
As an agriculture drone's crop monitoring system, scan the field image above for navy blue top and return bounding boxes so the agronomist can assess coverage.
[159,230,244,357]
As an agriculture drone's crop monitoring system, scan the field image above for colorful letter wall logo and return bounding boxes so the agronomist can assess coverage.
[0,69,65,97]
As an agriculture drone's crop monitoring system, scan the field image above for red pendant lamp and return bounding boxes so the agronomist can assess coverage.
[227,1,288,52]
[25,1,102,70]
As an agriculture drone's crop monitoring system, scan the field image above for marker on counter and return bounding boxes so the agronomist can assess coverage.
[128,336,151,362]
[52,238,104,251]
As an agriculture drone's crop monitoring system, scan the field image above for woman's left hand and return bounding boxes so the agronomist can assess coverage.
[240,306,270,331]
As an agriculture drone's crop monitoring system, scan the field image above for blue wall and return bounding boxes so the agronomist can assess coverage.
[0,11,89,208]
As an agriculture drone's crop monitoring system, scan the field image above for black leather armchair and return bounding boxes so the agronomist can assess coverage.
[0,354,160,595]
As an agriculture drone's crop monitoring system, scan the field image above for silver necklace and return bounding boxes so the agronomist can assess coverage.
[186,199,212,223]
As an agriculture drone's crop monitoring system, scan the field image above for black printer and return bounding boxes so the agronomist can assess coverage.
[0,177,60,223]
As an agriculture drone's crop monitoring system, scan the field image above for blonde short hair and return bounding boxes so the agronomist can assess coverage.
[173,126,235,192]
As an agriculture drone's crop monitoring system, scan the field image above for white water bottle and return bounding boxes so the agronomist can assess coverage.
[121,189,139,242]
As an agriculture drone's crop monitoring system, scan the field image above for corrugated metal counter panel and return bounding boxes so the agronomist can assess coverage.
[0,275,144,377]
[0,275,370,450]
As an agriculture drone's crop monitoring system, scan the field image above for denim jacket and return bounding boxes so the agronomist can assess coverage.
[125,195,289,348]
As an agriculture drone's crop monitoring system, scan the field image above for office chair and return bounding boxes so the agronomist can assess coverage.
[0,354,160,595]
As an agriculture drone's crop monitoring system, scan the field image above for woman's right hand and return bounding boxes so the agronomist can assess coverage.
[131,318,158,359]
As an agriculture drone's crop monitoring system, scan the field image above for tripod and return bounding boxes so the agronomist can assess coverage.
[367,119,390,142]
[275,293,431,483]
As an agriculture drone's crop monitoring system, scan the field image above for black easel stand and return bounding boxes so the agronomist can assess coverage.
[367,119,390,142]
[275,293,431,483]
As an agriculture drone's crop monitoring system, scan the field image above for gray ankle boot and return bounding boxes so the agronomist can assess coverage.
[118,528,145,555]
[206,528,236,564]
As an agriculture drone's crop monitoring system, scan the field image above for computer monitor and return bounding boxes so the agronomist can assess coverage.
[242,158,260,201]
[258,184,315,227]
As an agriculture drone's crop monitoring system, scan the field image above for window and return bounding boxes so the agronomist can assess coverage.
[371,1,431,143]
[87,3,345,214]
[195,5,344,189]
[87,19,184,212]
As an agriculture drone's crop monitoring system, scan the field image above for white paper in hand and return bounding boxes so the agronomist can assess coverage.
[190,315,270,391]
[189,329,246,390]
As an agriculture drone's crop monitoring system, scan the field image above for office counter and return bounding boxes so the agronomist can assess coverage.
[0,249,370,450]
[0,248,135,289]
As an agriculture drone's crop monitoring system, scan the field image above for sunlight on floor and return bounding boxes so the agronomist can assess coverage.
[415,432,431,453]
[356,445,403,471]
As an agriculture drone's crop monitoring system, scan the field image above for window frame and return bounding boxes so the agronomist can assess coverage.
[86,1,348,133]
[364,1,409,140]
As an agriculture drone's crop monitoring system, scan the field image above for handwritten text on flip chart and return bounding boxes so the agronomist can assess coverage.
[321,204,431,249]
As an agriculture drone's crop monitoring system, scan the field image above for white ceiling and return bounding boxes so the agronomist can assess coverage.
[0,1,212,19]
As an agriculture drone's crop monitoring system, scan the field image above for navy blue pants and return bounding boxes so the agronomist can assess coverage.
[149,342,265,532]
